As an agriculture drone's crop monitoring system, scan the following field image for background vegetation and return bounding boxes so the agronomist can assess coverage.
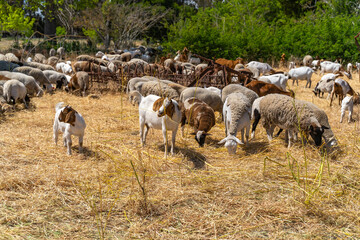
[1,0,360,60]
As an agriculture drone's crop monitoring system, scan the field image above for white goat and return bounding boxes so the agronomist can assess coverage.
[53,102,86,155]
[258,74,289,91]
[138,94,181,156]
[247,61,273,75]
[288,62,296,70]
[288,66,314,88]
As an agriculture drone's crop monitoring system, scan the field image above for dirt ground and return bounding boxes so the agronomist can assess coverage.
[0,69,360,239]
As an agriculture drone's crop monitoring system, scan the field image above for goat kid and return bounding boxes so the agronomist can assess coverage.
[53,102,86,155]
[139,95,181,157]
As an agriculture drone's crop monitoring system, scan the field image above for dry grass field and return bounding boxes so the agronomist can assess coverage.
[0,71,360,239]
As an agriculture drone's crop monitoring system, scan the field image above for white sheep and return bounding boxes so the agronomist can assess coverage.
[138,94,182,157]
[221,84,258,104]
[303,55,313,67]
[43,70,68,89]
[0,71,44,97]
[3,79,28,108]
[218,92,252,154]
[288,66,314,88]
[204,86,221,98]
[258,74,289,91]
[13,66,53,92]
[53,102,86,155]
[259,94,328,148]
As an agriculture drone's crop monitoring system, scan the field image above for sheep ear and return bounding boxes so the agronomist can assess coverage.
[218,138,227,145]
[233,136,243,145]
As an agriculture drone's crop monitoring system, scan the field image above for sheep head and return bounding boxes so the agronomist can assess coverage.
[218,135,243,154]
[308,118,329,146]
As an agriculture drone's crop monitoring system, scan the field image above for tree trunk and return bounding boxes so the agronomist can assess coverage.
[44,1,57,44]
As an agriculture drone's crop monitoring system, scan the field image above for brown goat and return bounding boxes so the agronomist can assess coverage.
[67,71,89,97]
[180,97,215,147]
[246,80,295,98]
[330,83,344,106]
[215,58,242,69]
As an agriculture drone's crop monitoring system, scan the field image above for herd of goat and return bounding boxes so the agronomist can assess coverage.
[0,46,358,155]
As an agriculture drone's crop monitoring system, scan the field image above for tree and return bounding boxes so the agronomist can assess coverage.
[76,0,168,50]
[0,2,35,43]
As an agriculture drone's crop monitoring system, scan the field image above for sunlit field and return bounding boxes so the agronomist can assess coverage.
[0,69,360,239]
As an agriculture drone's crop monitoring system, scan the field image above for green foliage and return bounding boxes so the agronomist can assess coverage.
[56,26,67,36]
[0,2,35,38]
[164,0,360,62]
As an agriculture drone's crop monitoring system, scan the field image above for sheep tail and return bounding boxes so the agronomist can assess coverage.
[55,102,65,112]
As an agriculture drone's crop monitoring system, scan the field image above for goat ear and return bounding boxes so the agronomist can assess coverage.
[190,132,196,135]
[321,125,329,130]
[152,98,164,112]
[64,108,77,126]
[203,133,211,136]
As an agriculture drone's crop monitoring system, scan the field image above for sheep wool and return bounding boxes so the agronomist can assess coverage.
[226,92,252,136]
[136,81,180,102]
[221,84,259,103]
[260,94,319,132]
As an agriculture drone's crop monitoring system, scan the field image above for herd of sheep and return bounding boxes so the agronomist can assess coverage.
[0,46,358,155]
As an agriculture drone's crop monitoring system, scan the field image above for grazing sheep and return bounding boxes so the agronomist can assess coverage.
[47,56,59,67]
[288,66,314,88]
[138,94,182,156]
[66,71,89,96]
[0,61,20,71]
[134,81,180,102]
[246,80,295,97]
[173,86,223,113]
[13,66,52,92]
[258,74,289,91]
[43,70,68,89]
[180,98,216,147]
[221,84,258,104]
[3,79,29,108]
[34,53,47,63]
[121,52,132,62]
[340,95,360,123]
[5,53,19,62]
[259,94,327,148]
[218,92,252,154]
[303,55,313,67]
[23,61,55,71]
[204,86,221,98]
[57,47,65,60]
[0,54,6,61]
[53,102,86,155]
[0,71,44,97]
[126,77,151,94]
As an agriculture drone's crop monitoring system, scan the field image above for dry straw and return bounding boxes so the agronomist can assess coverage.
[0,69,359,239]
